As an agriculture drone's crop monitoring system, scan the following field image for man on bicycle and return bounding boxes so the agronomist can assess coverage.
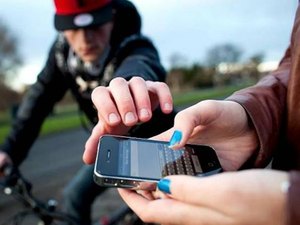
[0,0,175,224]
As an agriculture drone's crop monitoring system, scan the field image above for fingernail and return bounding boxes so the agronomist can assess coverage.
[139,108,150,119]
[164,103,172,111]
[169,130,182,147]
[109,113,119,124]
[158,179,171,194]
[125,112,135,124]
[281,180,290,193]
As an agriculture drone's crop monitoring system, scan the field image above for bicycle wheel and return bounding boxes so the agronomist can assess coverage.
[0,210,41,225]
[1,210,79,225]
[39,211,79,225]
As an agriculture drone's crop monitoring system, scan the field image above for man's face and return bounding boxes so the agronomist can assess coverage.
[63,21,114,63]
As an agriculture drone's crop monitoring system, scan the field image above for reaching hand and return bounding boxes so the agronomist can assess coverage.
[83,77,173,164]
[119,169,289,225]
[151,100,259,171]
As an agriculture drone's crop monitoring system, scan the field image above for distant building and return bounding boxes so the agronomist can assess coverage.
[215,60,280,86]
[257,61,279,74]
[217,61,279,74]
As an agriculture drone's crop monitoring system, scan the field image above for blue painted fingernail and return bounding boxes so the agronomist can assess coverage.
[169,130,182,147]
[158,179,171,194]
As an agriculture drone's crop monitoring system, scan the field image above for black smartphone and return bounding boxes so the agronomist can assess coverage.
[94,135,222,190]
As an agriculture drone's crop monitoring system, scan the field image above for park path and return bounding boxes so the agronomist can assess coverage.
[0,128,125,224]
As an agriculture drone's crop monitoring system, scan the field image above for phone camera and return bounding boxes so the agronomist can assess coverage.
[208,162,215,167]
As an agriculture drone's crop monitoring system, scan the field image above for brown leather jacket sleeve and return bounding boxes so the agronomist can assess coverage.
[287,171,300,225]
[226,51,300,225]
[226,47,291,168]
[225,3,300,223]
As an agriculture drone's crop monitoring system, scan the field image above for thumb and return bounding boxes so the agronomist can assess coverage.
[157,175,205,202]
[157,174,224,205]
[171,100,224,149]
[170,102,207,148]
[149,107,198,147]
[83,122,105,164]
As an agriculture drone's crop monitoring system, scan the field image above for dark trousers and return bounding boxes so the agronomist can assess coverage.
[63,164,105,225]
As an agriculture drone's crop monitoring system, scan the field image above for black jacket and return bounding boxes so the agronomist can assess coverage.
[1,0,173,166]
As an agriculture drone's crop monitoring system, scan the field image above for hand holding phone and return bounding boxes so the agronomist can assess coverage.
[94,135,222,190]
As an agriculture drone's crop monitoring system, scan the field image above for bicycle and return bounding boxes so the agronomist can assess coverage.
[0,165,78,225]
[0,165,152,225]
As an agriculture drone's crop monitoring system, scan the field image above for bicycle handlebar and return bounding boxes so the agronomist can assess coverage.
[2,165,31,188]
[0,165,42,210]
[0,165,142,225]
[0,165,78,225]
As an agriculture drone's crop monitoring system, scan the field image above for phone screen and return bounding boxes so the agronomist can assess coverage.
[96,136,221,181]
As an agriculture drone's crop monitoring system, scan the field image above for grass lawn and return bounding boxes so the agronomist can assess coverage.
[0,106,84,145]
[172,85,245,106]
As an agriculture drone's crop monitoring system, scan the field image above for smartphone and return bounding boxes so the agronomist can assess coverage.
[94,135,222,190]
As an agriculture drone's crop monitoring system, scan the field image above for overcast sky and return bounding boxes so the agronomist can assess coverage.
[0,0,298,90]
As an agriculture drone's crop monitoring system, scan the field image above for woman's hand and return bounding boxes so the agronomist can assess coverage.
[84,77,173,164]
[122,99,261,207]
[119,169,289,225]
[151,100,259,171]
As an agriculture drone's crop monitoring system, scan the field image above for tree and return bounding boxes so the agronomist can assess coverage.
[168,52,188,69]
[248,53,264,65]
[246,52,265,81]
[0,19,22,111]
[205,43,243,67]
[0,19,22,82]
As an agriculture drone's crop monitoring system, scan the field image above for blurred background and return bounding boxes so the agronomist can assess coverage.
[0,0,297,90]
[0,0,298,223]
[0,0,298,139]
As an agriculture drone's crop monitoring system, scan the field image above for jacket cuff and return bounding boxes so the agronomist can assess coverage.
[225,97,270,168]
[287,171,300,225]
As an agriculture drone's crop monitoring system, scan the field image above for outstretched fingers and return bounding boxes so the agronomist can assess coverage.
[145,80,173,114]
[128,77,152,122]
